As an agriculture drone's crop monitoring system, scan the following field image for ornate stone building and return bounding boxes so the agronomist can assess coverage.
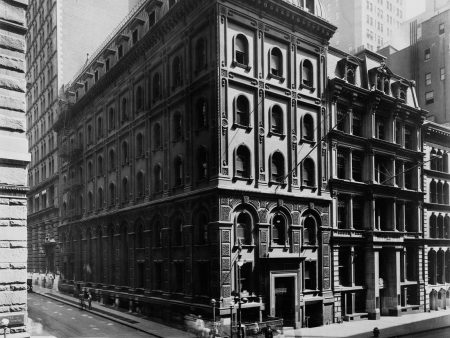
[54,0,337,329]
[0,0,29,336]
[422,121,450,310]
[327,48,427,321]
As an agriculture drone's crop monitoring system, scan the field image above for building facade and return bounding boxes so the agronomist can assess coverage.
[54,0,339,330]
[0,0,29,336]
[322,0,406,53]
[25,0,137,279]
[422,122,450,311]
[326,48,427,320]
[385,9,450,124]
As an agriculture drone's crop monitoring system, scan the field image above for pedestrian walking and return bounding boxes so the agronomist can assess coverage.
[79,292,85,310]
[87,290,92,310]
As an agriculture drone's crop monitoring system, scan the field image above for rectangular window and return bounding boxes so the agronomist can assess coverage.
[425,91,434,104]
[149,11,156,26]
[424,48,430,61]
[439,23,445,34]
[118,45,123,59]
[353,197,364,230]
[304,261,317,290]
[174,262,184,293]
[352,153,363,181]
[441,67,445,80]
[94,71,99,82]
[105,59,110,72]
[132,29,138,44]
[154,262,163,290]
[425,72,431,85]
[337,197,347,229]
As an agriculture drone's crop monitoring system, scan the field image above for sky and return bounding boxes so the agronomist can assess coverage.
[404,0,426,19]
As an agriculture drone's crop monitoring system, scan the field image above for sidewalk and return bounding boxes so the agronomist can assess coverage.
[284,309,450,337]
[31,284,194,338]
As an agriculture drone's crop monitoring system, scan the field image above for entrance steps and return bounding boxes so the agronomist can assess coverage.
[343,312,369,321]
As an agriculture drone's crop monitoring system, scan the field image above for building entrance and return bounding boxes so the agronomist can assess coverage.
[274,276,295,326]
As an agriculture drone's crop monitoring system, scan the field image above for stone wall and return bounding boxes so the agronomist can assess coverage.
[0,0,29,336]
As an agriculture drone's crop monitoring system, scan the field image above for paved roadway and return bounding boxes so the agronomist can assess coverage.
[28,292,154,338]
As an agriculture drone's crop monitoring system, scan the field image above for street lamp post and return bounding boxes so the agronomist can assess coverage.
[210,298,217,337]
[1,318,9,338]
[236,254,244,338]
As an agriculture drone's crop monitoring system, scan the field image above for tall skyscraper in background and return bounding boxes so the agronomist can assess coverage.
[383,7,450,123]
[322,0,406,53]
[25,0,135,281]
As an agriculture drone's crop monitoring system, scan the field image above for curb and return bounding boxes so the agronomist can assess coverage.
[32,290,165,338]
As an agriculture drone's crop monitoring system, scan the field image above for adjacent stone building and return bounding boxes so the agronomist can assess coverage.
[0,0,29,336]
[422,121,450,311]
[327,48,427,321]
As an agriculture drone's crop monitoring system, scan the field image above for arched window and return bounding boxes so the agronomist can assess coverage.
[97,156,103,176]
[302,158,315,187]
[383,78,390,95]
[109,183,115,205]
[429,250,437,285]
[438,214,445,238]
[437,181,444,204]
[136,171,144,197]
[430,214,437,238]
[88,191,93,211]
[235,145,251,179]
[272,212,286,245]
[154,164,162,192]
[430,180,437,203]
[197,146,208,180]
[108,108,115,130]
[196,98,208,129]
[122,177,128,202]
[97,117,103,138]
[301,59,314,88]
[121,97,128,122]
[87,125,92,143]
[87,161,93,179]
[236,211,252,245]
[437,150,444,172]
[97,187,103,208]
[136,133,144,157]
[109,149,115,171]
[234,95,250,127]
[174,156,183,186]
[172,56,182,89]
[173,217,183,246]
[445,215,450,239]
[153,218,162,247]
[303,214,317,245]
[122,141,129,164]
[302,114,314,141]
[173,112,183,141]
[153,72,161,101]
[195,38,207,71]
[153,123,162,150]
[431,149,438,171]
[271,152,285,183]
[270,105,283,134]
[136,86,143,111]
[234,34,249,66]
[438,250,445,283]
[346,68,355,84]
[444,153,449,173]
[196,212,209,244]
[444,182,449,205]
[269,47,283,77]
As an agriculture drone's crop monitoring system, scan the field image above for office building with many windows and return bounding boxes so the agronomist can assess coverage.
[26,0,139,280]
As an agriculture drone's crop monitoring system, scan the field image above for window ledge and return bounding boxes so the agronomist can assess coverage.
[299,138,315,144]
[268,181,286,187]
[232,123,252,132]
[232,61,251,72]
[268,73,285,83]
[300,83,315,91]
[232,176,253,184]
[268,131,286,139]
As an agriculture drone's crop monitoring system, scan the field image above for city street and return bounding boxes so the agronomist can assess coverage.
[28,292,153,338]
